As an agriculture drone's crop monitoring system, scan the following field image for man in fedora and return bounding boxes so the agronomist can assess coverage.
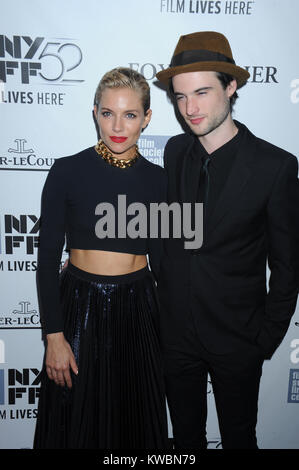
[156,31,298,449]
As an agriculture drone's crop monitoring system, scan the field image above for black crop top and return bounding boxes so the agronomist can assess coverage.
[37,146,167,334]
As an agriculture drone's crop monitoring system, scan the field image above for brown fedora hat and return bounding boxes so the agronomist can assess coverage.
[156,31,250,89]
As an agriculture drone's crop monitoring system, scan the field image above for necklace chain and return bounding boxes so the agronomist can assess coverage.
[94,139,139,169]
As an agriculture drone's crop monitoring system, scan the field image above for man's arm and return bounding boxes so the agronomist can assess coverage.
[256,154,299,358]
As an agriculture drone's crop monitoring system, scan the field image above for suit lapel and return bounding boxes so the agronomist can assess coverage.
[205,124,257,237]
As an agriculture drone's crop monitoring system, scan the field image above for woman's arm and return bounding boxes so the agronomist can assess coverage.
[38,158,78,387]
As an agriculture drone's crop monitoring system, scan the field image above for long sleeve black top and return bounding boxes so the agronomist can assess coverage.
[37,146,167,335]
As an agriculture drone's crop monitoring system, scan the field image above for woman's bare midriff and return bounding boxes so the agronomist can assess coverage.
[70,249,147,275]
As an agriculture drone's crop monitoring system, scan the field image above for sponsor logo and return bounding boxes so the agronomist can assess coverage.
[0,301,40,329]
[0,367,41,420]
[0,34,84,106]
[0,34,84,85]
[129,63,279,84]
[0,213,40,278]
[0,139,56,170]
[0,340,40,422]
[288,369,299,403]
[0,86,66,105]
[244,66,278,83]
[159,0,254,15]
[0,214,40,256]
[138,135,169,166]
[129,62,168,81]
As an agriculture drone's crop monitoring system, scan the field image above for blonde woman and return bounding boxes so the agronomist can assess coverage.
[34,68,169,449]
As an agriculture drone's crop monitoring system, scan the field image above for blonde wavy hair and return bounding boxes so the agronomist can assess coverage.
[94,67,150,113]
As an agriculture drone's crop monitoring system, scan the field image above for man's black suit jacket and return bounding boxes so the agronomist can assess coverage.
[158,121,299,359]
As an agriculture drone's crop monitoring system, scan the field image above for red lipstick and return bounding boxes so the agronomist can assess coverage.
[110,136,127,143]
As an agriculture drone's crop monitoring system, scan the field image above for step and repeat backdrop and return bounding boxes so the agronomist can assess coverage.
[0,0,298,449]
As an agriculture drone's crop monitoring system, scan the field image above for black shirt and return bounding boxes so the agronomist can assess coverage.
[37,146,167,334]
[196,127,243,214]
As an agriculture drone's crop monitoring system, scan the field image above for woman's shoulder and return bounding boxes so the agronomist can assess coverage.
[52,146,94,169]
[44,147,95,189]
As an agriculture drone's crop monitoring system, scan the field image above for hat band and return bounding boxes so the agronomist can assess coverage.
[170,49,235,67]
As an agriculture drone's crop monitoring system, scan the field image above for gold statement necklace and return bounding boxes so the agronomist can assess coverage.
[94,139,139,169]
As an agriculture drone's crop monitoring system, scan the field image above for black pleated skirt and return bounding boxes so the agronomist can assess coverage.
[34,263,169,449]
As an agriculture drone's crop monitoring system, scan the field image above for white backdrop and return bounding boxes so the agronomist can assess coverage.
[0,0,298,449]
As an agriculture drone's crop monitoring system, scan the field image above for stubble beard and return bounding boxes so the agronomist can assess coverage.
[191,100,231,138]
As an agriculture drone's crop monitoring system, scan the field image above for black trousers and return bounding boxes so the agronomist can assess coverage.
[163,322,264,449]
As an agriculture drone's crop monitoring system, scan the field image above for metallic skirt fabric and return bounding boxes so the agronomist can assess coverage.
[34,263,169,449]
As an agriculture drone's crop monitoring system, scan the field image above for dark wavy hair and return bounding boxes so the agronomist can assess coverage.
[215,72,238,112]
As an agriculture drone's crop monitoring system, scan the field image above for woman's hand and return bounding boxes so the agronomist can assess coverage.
[45,332,78,388]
